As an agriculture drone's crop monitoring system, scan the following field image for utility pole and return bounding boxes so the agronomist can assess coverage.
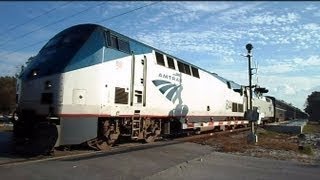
[245,43,258,144]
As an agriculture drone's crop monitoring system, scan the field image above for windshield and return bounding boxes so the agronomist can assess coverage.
[21,24,97,80]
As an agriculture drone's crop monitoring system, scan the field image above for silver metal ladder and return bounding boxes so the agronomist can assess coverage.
[132,112,141,139]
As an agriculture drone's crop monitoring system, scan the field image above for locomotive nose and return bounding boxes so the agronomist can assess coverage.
[19,76,61,116]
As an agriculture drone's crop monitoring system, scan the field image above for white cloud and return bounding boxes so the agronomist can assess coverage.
[293,55,320,66]
[219,2,264,22]
[277,84,296,95]
[256,75,320,109]
[101,1,147,18]
[172,11,201,23]
[305,4,318,11]
[303,23,320,31]
[233,22,320,48]
[135,29,239,65]
[249,12,300,26]
[180,2,230,12]
[116,2,320,53]
[261,55,320,74]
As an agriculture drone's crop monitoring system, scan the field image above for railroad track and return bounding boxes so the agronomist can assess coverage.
[177,127,251,142]
[0,127,250,167]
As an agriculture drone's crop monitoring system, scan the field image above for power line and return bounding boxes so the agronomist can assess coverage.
[1,39,48,58]
[0,1,72,38]
[0,2,106,49]
[0,1,161,58]
[95,1,161,24]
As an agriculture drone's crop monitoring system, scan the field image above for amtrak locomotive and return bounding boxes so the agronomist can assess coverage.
[14,24,306,154]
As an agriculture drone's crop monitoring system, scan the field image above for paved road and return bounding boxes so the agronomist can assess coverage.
[0,132,26,164]
[0,131,12,154]
[145,151,320,180]
[0,140,319,180]
[0,141,213,179]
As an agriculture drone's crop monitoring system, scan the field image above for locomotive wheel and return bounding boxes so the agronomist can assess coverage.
[96,133,119,151]
[95,139,110,151]
[87,121,119,151]
[14,123,58,156]
[144,130,161,143]
[28,123,58,156]
[87,135,116,151]
[145,134,156,143]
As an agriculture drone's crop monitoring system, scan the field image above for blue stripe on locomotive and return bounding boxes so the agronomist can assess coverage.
[65,28,153,72]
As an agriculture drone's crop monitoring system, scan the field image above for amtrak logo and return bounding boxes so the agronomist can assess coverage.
[152,80,182,103]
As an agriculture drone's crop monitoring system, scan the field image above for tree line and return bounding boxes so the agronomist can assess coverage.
[0,76,16,114]
[304,91,320,122]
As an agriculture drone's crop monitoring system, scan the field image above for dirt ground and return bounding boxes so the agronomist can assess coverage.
[190,122,320,165]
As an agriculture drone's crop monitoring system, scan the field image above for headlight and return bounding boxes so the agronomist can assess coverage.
[45,80,52,89]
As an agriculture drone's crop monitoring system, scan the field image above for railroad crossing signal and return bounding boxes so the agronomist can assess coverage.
[245,43,258,144]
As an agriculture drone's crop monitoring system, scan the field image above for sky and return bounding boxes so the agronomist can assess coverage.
[0,1,319,110]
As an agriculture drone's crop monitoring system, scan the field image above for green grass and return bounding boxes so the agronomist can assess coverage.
[303,123,320,134]
[257,129,282,137]
[299,145,314,155]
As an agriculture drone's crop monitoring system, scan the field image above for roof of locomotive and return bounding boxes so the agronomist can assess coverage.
[58,23,243,87]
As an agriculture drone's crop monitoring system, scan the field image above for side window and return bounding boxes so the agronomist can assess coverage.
[135,90,142,103]
[227,81,231,89]
[191,67,200,78]
[155,52,165,66]
[167,56,175,69]
[177,61,185,73]
[115,87,128,104]
[232,102,237,112]
[184,64,191,75]
[238,104,244,112]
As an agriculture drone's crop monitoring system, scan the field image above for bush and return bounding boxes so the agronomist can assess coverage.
[299,145,314,155]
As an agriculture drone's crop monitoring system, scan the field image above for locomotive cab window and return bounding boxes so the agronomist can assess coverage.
[106,31,131,54]
[43,36,62,49]
[155,52,165,66]
[110,35,119,49]
[118,38,130,53]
